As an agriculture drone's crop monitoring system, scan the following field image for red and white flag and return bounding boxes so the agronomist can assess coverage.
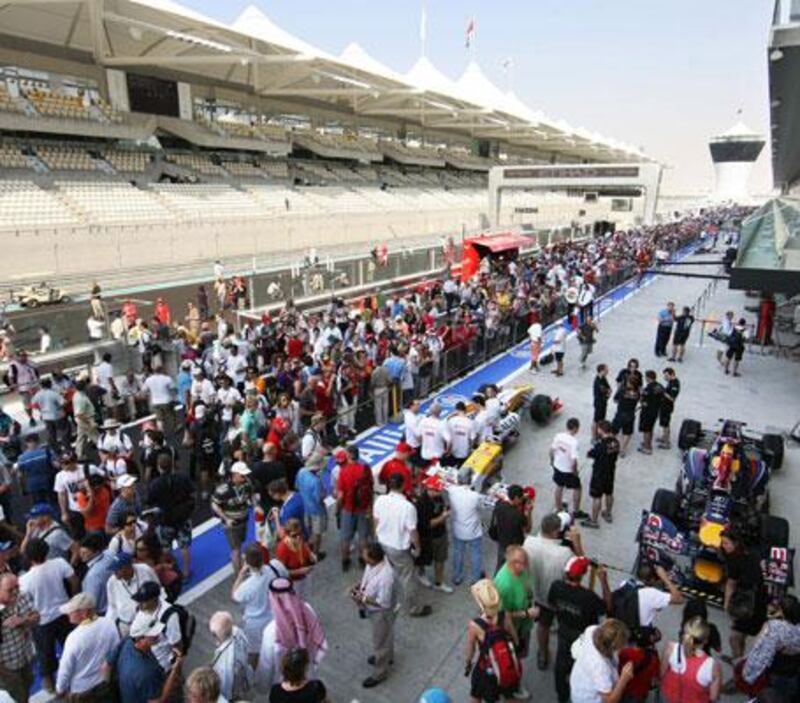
[465,18,476,48]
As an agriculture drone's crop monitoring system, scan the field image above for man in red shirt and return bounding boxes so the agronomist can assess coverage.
[286,330,304,359]
[379,442,414,495]
[265,416,289,458]
[335,445,374,572]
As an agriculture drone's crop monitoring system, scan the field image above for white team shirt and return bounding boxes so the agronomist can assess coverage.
[447,414,476,459]
[403,409,422,448]
[418,416,451,460]
[551,431,579,474]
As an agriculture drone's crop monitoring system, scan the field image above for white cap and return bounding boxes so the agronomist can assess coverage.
[117,474,138,489]
[60,592,96,615]
[191,367,203,376]
[130,612,165,639]
[231,461,251,476]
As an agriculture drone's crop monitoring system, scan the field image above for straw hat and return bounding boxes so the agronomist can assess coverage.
[470,579,501,617]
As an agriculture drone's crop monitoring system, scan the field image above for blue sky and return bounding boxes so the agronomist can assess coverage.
[178,0,774,194]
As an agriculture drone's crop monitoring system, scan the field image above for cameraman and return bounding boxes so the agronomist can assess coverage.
[352,543,397,689]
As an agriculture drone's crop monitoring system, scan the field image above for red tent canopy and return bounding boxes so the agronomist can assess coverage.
[465,232,534,253]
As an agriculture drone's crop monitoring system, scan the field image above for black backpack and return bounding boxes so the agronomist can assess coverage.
[611,581,642,632]
[162,603,197,654]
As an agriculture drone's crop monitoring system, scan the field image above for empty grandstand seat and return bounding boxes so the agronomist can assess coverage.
[151,183,268,220]
[167,153,226,177]
[36,144,98,171]
[0,180,80,228]
[55,180,175,224]
[0,142,30,169]
[104,150,150,173]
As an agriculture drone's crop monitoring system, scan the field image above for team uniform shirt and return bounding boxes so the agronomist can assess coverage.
[19,557,74,625]
[402,409,422,449]
[373,492,417,551]
[551,432,579,475]
[447,414,477,459]
[418,416,451,461]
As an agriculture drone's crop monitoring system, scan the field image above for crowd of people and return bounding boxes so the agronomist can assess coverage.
[1,205,789,703]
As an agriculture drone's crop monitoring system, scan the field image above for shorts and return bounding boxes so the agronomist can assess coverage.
[555,352,565,362]
[304,512,328,537]
[589,465,616,498]
[673,333,689,346]
[593,404,607,423]
[340,510,370,543]
[639,413,658,433]
[726,347,744,362]
[431,534,449,564]
[158,521,193,549]
[536,603,555,627]
[658,409,673,428]
[612,413,634,436]
[224,521,248,550]
[552,469,581,490]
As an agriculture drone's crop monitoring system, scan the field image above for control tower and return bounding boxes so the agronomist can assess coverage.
[709,122,765,201]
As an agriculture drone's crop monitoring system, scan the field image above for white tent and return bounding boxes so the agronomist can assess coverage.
[339,43,411,87]
[231,5,332,59]
[456,61,517,116]
[405,56,473,104]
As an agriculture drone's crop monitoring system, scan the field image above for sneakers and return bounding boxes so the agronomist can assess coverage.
[409,605,433,617]
[432,582,454,594]
[572,509,590,520]
[602,511,613,524]
[417,573,433,588]
[580,519,600,529]
[637,446,652,455]
[362,676,386,688]
[513,686,531,700]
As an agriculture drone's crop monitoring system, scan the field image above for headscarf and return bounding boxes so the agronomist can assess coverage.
[268,577,327,663]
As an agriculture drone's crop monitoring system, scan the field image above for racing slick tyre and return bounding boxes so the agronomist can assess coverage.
[26,299,38,308]
[651,488,679,523]
[762,433,784,471]
[529,394,553,426]
[678,419,701,451]
[761,515,789,548]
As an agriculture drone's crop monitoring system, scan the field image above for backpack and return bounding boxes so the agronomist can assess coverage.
[475,617,522,690]
[162,603,197,654]
[611,581,642,632]
[351,462,373,511]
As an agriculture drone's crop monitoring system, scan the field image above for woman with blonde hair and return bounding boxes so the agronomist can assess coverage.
[570,619,634,703]
[660,616,722,703]
[464,579,520,702]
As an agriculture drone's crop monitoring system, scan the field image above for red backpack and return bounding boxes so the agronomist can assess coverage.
[475,618,522,690]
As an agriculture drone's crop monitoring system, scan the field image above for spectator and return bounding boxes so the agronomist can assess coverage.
[14,433,55,505]
[0,573,39,703]
[209,610,253,701]
[105,474,140,534]
[418,403,450,464]
[21,502,75,564]
[19,538,77,691]
[569,620,634,703]
[130,581,184,670]
[524,513,582,671]
[528,313,543,372]
[378,442,414,494]
[351,543,397,689]
[143,365,177,438]
[56,592,119,702]
[268,478,305,535]
[232,543,288,666]
[489,484,532,572]
[275,518,317,598]
[211,461,256,573]
[294,453,328,558]
[146,452,196,580]
[270,647,329,702]
[106,552,161,638]
[446,471,484,586]
[72,378,99,458]
[110,615,184,703]
[185,667,222,703]
[79,532,116,615]
[335,445,373,573]
[414,479,452,593]
[549,557,611,703]
[31,377,65,448]
[660,616,722,703]
[373,473,431,618]
[54,448,89,539]
[550,417,587,518]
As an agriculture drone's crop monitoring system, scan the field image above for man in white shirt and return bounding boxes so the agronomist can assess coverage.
[418,403,450,463]
[190,367,217,407]
[445,474,484,585]
[402,399,422,463]
[225,345,248,391]
[31,376,65,447]
[19,538,79,691]
[216,375,242,428]
[93,352,120,417]
[54,449,94,536]
[625,562,684,628]
[131,582,183,671]
[105,552,161,637]
[550,417,587,518]
[143,366,176,437]
[446,402,476,464]
[86,315,104,341]
[552,323,568,377]
[97,419,134,463]
[56,593,120,700]
[528,318,543,372]
[373,474,431,618]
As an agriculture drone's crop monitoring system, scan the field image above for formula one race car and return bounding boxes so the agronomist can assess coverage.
[10,283,70,307]
[635,419,791,606]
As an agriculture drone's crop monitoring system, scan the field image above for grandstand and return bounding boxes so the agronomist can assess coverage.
[0,0,651,281]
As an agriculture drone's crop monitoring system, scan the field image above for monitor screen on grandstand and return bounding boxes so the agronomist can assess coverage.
[126,73,179,117]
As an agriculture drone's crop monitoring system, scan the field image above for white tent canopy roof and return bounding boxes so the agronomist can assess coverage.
[456,61,516,115]
[231,5,332,59]
[405,56,473,104]
[339,43,410,86]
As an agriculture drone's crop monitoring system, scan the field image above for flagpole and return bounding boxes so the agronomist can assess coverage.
[420,1,427,59]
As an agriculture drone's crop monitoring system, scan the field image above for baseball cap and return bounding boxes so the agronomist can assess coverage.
[130,613,165,639]
[27,503,56,519]
[333,449,348,463]
[116,474,138,489]
[111,553,133,571]
[231,461,251,476]
[396,441,412,454]
[565,556,591,579]
[420,689,452,703]
[60,592,96,615]
[132,581,161,603]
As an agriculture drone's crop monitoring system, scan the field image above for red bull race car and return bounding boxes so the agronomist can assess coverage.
[636,419,791,606]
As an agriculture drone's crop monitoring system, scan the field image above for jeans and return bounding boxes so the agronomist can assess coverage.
[452,536,483,584]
